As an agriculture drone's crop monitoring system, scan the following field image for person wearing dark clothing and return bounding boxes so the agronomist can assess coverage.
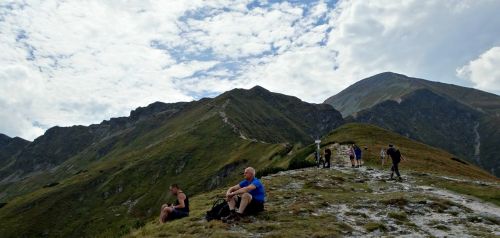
[324,148,332,168]
[159,184,190,223]
[353,144,362,168]
[386,144,405,180]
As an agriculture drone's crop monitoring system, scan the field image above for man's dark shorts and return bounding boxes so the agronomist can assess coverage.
[167,209,189,221]
[237,197,265,215]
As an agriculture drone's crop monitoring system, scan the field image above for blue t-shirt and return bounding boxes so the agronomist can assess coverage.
[239,177,266,202]
[354,147,362,159]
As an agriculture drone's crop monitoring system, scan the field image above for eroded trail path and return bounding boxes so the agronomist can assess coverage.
[255,145,500,237]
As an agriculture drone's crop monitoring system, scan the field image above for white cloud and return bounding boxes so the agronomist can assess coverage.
[0,0,210,139]
[457,46,500,93]
[179,2,303,58]
[325,0,500,88]
[1,0,500,140]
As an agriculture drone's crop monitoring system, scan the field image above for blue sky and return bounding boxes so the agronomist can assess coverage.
[1,0,500,140]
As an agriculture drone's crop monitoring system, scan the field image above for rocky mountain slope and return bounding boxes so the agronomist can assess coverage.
[324,72,500,117]
[131,168,499,237]
[324,72,500,176]
[129,124,499,237]
[0,134,29,169]
[0,86,344,238]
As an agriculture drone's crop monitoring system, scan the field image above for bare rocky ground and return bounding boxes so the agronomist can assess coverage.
[131,145,500,237]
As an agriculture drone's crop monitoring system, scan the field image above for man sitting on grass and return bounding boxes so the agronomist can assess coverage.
[159,184,189,223]
[222,167,266,222]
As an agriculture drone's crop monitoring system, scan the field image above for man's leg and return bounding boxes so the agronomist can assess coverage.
[394,162,401,178]
[238,193,253,214]
[227,195,238,211]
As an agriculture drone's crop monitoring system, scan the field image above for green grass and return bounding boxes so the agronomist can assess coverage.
[1,122,498,237]
[322,123,497,181]
[388,211,408,221]
[364,222,388,232]
[0,105,290,238]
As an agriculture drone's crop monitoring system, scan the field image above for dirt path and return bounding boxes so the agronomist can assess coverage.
[260,146,500,237]
[320,146,500,237]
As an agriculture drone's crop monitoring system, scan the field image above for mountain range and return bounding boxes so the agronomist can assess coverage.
[0,72,498,237]
[0,86,344,237]
[325,72,500,176]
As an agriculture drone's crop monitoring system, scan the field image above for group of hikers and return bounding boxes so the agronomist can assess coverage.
[159,144,405,223]
[348,144,364,168]
[319,143,405,180]
[159,167,265,223]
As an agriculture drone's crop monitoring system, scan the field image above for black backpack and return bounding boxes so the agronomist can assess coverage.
[205,198,230,221]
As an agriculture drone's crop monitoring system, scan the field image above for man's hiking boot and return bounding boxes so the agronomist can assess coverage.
[222,210,242,223]
[221,210,236,222]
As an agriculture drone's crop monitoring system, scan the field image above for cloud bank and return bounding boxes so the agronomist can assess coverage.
[1,0,499,140]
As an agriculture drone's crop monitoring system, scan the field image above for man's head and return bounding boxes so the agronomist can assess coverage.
[169,184,180,195]
[244,167,256,181]
[389,144,394,148]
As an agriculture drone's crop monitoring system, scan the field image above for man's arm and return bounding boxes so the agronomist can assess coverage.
[173,193,186,209]
[226,184,241,196]
[228,184,256,197]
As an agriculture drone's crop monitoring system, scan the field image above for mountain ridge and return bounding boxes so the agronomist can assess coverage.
[325,72,500,117]
[0,86,345,237]
[324,72,500,176]
[0,82,498,237]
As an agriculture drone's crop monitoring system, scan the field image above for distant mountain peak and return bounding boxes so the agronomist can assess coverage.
[249,85,269,92]
[0,133,10,140]
[0,134,12,147]
[225,85,270,95]
[372,71,409,78]
[325,72,500,117]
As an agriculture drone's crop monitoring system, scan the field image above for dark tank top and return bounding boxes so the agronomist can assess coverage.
[175,192,189,213]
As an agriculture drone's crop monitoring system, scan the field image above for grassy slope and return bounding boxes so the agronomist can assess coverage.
[324,72,500,177]
[325,72,500,117]
[321,123,495,181]
[0,102,288,237]
[129,169,499,238]
[128,123,498,238]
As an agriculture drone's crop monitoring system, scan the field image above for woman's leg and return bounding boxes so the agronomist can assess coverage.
[159,204,168,223]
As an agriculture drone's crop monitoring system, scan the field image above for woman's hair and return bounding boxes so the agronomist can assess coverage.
[170,184,179,189]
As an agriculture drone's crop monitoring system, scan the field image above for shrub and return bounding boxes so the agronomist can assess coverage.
[256,167,287,178]
[287,144,316,170]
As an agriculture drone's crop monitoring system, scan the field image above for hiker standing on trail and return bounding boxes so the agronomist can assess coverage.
[354,144,363,168]
[314,150,321,168]
[324,148,332,168]
[386,144,405,180]
[380,148,387,166]
[159,184,190,223]
[222,167,266,222]
[349,145,356,168]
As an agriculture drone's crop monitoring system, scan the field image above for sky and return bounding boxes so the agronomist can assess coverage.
[1,0,500,140]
